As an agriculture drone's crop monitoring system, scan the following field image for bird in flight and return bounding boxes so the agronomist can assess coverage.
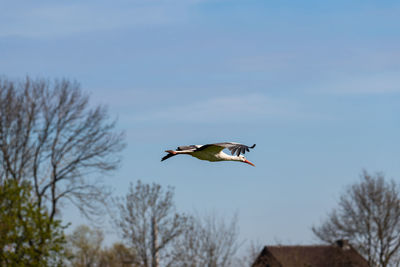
[161,142,256,166]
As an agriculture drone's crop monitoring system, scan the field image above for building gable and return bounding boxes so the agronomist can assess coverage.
[252,240,368,267]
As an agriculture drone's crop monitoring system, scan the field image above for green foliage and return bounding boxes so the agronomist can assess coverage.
[0,179,67,266]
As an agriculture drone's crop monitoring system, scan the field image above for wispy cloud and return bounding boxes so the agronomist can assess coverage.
[131,94,306,123]
[0,1,202,38]
[319,71,400,95]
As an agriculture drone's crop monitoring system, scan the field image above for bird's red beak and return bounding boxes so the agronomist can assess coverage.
[244,160,255,167]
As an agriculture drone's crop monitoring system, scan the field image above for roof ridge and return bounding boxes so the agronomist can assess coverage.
[267,244,333,248]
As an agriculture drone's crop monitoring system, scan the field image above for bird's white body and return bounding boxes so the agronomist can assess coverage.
[162,142,256,166]
[176,148,236,162]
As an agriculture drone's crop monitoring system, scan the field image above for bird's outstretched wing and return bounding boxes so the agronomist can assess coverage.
[198,142,256,156]
[177,145,199,151]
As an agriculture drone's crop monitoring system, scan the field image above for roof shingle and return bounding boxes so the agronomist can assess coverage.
[252,241,369,267]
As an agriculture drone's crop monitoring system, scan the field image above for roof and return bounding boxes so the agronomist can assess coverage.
[252,240,369,267]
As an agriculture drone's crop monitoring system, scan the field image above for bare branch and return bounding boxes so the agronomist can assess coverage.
[112,181,189,267]
[0,76,125,221]
[170,212,241,267]
[312,170,400,267]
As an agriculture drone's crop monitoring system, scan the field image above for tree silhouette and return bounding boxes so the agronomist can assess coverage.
[113,181,189,267]
[0,77,125,221]
[313,170,400,267]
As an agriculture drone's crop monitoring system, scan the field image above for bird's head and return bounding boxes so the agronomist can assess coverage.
[238,155,255,167]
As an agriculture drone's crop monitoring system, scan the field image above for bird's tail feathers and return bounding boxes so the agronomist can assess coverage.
[161,150,177,161]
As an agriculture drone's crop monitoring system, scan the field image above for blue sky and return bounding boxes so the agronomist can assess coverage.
[1,0,400,249]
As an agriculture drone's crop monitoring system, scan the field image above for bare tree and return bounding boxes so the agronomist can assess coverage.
[237,240,265,267]
[113,181,189,267]
[66,225,104,267]
[98,243,138,267]
[66,225,138,267]
[312,170,400,267]
[171,212,241,267]
[0,77,125,221]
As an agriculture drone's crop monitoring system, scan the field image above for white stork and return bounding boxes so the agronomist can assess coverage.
[161,142,256,166]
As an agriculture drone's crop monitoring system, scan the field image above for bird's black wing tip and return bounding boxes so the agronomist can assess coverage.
[161,153,173,162]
